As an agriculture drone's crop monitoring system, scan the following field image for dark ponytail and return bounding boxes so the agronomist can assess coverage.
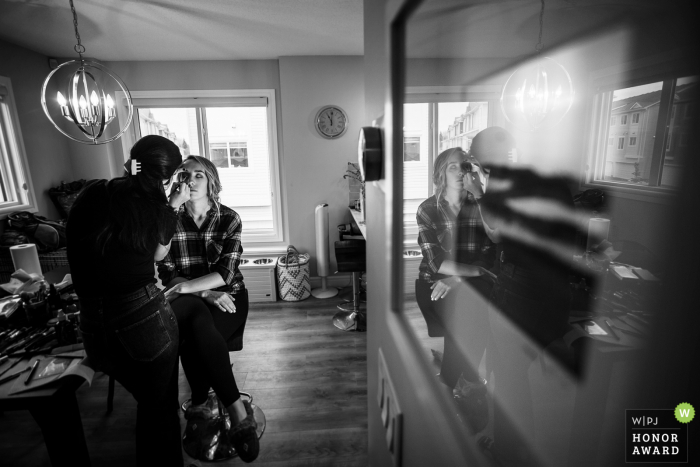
[95,135,182,254]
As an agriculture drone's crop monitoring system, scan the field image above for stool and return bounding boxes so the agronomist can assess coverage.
[333,240,366,332]
[181,391,266,462]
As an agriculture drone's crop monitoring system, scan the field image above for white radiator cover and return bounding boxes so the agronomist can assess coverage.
[239,257,278,302]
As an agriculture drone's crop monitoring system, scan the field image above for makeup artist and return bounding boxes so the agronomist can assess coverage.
[67,135,189,466]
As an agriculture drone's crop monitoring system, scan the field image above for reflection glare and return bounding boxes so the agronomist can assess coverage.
[401,0,696,465]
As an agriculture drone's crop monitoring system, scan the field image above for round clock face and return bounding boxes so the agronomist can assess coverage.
[315,106,348,139]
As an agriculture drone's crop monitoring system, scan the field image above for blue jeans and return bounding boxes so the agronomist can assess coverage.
[79,283,182,467]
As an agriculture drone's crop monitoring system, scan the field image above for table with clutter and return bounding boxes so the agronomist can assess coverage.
[0,264,93,467]
[565,238,661,467]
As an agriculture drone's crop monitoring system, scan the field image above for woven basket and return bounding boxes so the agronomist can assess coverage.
[0,247,69,283]
[276,245,311,301]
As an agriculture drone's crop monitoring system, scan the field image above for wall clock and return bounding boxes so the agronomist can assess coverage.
[315,105,349,139]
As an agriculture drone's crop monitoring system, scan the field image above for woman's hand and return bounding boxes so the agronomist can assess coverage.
[164,282,185,302]
[201,290,236,313]
[480,267,497,281]
[430,276,463,301]
[168,181,191,208]
[463,165,485,199]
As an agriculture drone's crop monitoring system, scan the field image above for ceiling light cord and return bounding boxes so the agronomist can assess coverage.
[69,0,85,58]
[536,0,545,53]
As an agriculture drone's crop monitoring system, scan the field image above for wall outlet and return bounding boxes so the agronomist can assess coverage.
[378,348,402,467]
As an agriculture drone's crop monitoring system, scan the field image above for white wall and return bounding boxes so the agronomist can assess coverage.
[279,55,365,275]
[0,40,75,219]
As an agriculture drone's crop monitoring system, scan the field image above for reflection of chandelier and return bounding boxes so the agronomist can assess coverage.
[40,0,133,145]
[500,0,574,131]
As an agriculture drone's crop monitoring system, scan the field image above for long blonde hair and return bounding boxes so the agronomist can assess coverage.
[433,147,467,201]
[182,155,222,213]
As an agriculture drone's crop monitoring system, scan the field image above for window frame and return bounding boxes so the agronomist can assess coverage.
[0,76,38,217]
[402,135,422,163]
[403,86,503,245]
[115,89,284,245]
[581,54,697,199]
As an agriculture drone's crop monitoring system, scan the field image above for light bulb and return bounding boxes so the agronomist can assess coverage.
[501,56,574,131]
[90,90,99,106]
[79,95,87,109]
[57,91,67,106]
[106,94,114,109]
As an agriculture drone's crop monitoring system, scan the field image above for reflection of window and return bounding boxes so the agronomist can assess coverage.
[587,72,697,189]
[403,96,496,245]
[230,143,249,167]
[210,142,248,168]
[210,143,228,168]
[621,115,628,125]
[0,77,37,215]
[116,90,283,243]
[403,137,421,162]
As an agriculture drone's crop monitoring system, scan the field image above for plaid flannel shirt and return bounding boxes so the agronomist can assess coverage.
[416,194,492,283]
[157,204,244,294]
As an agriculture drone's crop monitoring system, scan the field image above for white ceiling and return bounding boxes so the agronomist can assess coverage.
[406,0,672,59]
[0,0,364,61]
[0,0,688,63]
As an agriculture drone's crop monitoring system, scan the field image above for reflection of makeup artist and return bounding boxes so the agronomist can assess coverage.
[415,147,496,395]
[473,127,581,464]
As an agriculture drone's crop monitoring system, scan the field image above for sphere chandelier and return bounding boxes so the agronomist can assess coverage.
[41,0,133,145]
[500,0,574,131]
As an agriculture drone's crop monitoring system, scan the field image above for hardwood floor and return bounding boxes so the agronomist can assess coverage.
[0,296,368,466]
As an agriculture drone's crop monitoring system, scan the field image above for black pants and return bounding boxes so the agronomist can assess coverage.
[415,277,492,387]
[79,284,182,467]
[171,288,249,407]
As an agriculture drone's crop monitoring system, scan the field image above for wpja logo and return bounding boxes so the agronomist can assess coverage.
[626,403,693,463]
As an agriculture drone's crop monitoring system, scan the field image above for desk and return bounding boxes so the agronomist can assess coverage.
[0,353,91,466]
[0,264,91,466]
[567,314,645,467]
[349,208,367,238]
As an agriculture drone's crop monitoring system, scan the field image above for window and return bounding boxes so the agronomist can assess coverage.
[587,73,697,189]
[117,90,283,243]
[621,115,628,125]
[210,142,248,168]
[403,87,500,244]
[403,136,421,162]
[0,77,37,216]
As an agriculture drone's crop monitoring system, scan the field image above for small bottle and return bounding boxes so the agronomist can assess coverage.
[48,284,63,312]
[55,310,67,345]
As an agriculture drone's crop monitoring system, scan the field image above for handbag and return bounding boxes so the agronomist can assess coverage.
[276,245,311,301]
